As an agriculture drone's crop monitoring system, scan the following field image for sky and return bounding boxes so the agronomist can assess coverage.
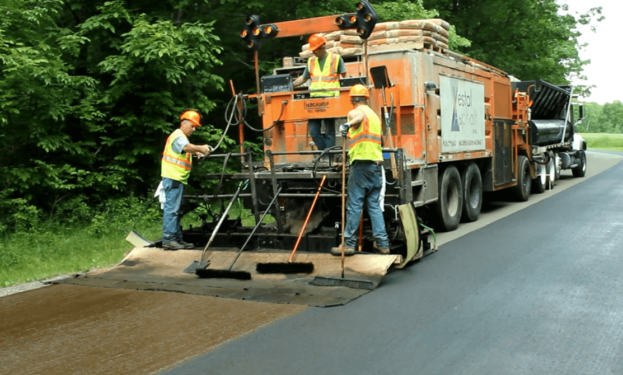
[560,0,620,104]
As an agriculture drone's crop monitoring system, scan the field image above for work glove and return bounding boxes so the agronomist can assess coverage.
[339,123,350,137]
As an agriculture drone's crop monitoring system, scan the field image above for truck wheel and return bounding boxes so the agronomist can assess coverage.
[545,156,556,190]
[532,162,546,194]
[435,165,463,231]
[460,163,482,222]
[572,151,587,177]
[511,155,531,202]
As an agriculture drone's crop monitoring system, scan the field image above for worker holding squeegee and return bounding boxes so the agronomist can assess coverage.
[332,85,389,256]
[159,110,213,250]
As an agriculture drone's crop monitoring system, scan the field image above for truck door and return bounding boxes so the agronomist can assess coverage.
[493,119,515,186]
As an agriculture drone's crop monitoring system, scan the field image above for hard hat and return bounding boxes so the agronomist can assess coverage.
[349,84,370,98]
[180,110,201,127]
[308,34,327,52]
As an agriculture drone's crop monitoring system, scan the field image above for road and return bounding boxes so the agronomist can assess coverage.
[1,151,622,375]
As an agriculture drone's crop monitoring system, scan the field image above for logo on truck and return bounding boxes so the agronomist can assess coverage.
[440,77,485,153]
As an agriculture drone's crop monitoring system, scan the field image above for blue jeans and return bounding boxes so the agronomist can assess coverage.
[309,119,335,151]
[344,163,389,249]
[162,177,184,244]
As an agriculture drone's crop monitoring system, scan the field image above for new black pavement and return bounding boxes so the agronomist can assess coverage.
[165,158,623,375]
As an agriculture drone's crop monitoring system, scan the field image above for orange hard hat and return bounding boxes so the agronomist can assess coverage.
[308,34,327,52]
[349,84,370,98]
[180,110,201,127]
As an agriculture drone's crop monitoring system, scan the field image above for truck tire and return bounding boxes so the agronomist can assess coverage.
[532,162,546,194]
[545,155,556,190]
[572,151,587,177]
[460,163,482,222]
[435,165,463,231]
[511,155,531,202]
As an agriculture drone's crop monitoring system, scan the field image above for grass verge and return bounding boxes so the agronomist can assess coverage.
[0,197,266,288]
[579,133,623,152]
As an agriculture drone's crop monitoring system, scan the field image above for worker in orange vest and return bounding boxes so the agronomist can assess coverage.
[293,34,347,157]
[333,84,389,256]
[160,110,212,250]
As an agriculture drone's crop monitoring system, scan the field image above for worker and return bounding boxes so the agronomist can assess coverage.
[160,110,212,250]
[293,34,347,156]
[332,84,389,256]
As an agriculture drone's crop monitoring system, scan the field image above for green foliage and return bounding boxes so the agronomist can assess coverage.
[423,0,602,87]
[578,133,623,152]
[575,101,623,134]
[0,0,234,234]
[0,195,163,287]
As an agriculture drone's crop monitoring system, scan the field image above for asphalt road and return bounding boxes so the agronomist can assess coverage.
[166,152,623,375]
[2,151,621,375]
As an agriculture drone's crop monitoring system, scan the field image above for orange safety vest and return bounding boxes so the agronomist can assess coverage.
[161,129,192,184]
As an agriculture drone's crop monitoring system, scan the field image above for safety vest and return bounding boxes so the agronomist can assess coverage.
[161,129,192,184]
[308,52,340,97]
[348,105,383,162]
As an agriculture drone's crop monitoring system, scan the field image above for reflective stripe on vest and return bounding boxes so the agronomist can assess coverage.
[309,53,340,97]
[161,129,192,184]
[347,105,384,162]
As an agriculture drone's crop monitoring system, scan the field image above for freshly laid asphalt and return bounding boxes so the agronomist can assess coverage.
[166,154,623,375]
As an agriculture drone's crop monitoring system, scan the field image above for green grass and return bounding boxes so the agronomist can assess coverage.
[0,197,270,288]
[579,133,623,152]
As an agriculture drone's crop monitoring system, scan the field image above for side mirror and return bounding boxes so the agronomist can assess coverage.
[572,102,584,127]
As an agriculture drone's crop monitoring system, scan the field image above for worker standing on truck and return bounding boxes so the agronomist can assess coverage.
[293,34,347,156]
[333,84,389,255]
[160,110,212,250]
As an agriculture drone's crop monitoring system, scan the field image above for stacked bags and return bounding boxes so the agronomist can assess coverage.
[299,19,450,58]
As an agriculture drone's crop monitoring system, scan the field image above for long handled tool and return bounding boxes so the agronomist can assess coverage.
[340,137,347,278]
[310,113,375,289]
[196,187,282,279]
[183,184,243,274]
[255,177,327,274]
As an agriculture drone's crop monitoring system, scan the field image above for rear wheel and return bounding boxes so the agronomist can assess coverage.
[545,154,556,190]
[511,155,531,202]
[435,165,463,231]
[572,151,587,177]
[460,163,482,222]
[532,162,546,194]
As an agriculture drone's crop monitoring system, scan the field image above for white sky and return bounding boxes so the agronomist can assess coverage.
[560,0,619,104]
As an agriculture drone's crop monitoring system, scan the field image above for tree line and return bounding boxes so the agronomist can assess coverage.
[575,101,623,134]
[0,0,602,233]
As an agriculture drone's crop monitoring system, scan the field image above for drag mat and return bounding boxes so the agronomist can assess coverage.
[56,247,401,307]
[0,284,306,375]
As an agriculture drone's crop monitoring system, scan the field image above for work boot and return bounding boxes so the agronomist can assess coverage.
[373,242,390,254]
[163,241,184,251]
[331,246,356,256]
[180,240,195,249]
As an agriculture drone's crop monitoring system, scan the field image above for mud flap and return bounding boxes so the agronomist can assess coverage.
[396,203,421,269]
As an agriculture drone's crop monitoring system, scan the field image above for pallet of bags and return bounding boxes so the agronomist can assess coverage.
[299,19,451,58]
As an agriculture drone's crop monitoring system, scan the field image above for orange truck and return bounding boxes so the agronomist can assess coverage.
[173,1,586,279]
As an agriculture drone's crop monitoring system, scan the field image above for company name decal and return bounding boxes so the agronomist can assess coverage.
[305,101,329,113]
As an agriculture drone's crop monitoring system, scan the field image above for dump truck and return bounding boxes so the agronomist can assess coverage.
[64,2,586,307]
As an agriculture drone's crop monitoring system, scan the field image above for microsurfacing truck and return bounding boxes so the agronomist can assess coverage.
[81,1,585,306]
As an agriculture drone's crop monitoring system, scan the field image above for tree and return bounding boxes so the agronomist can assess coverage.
[422,0,603,90]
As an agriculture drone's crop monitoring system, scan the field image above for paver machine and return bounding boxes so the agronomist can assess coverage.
[95,1,585,306]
